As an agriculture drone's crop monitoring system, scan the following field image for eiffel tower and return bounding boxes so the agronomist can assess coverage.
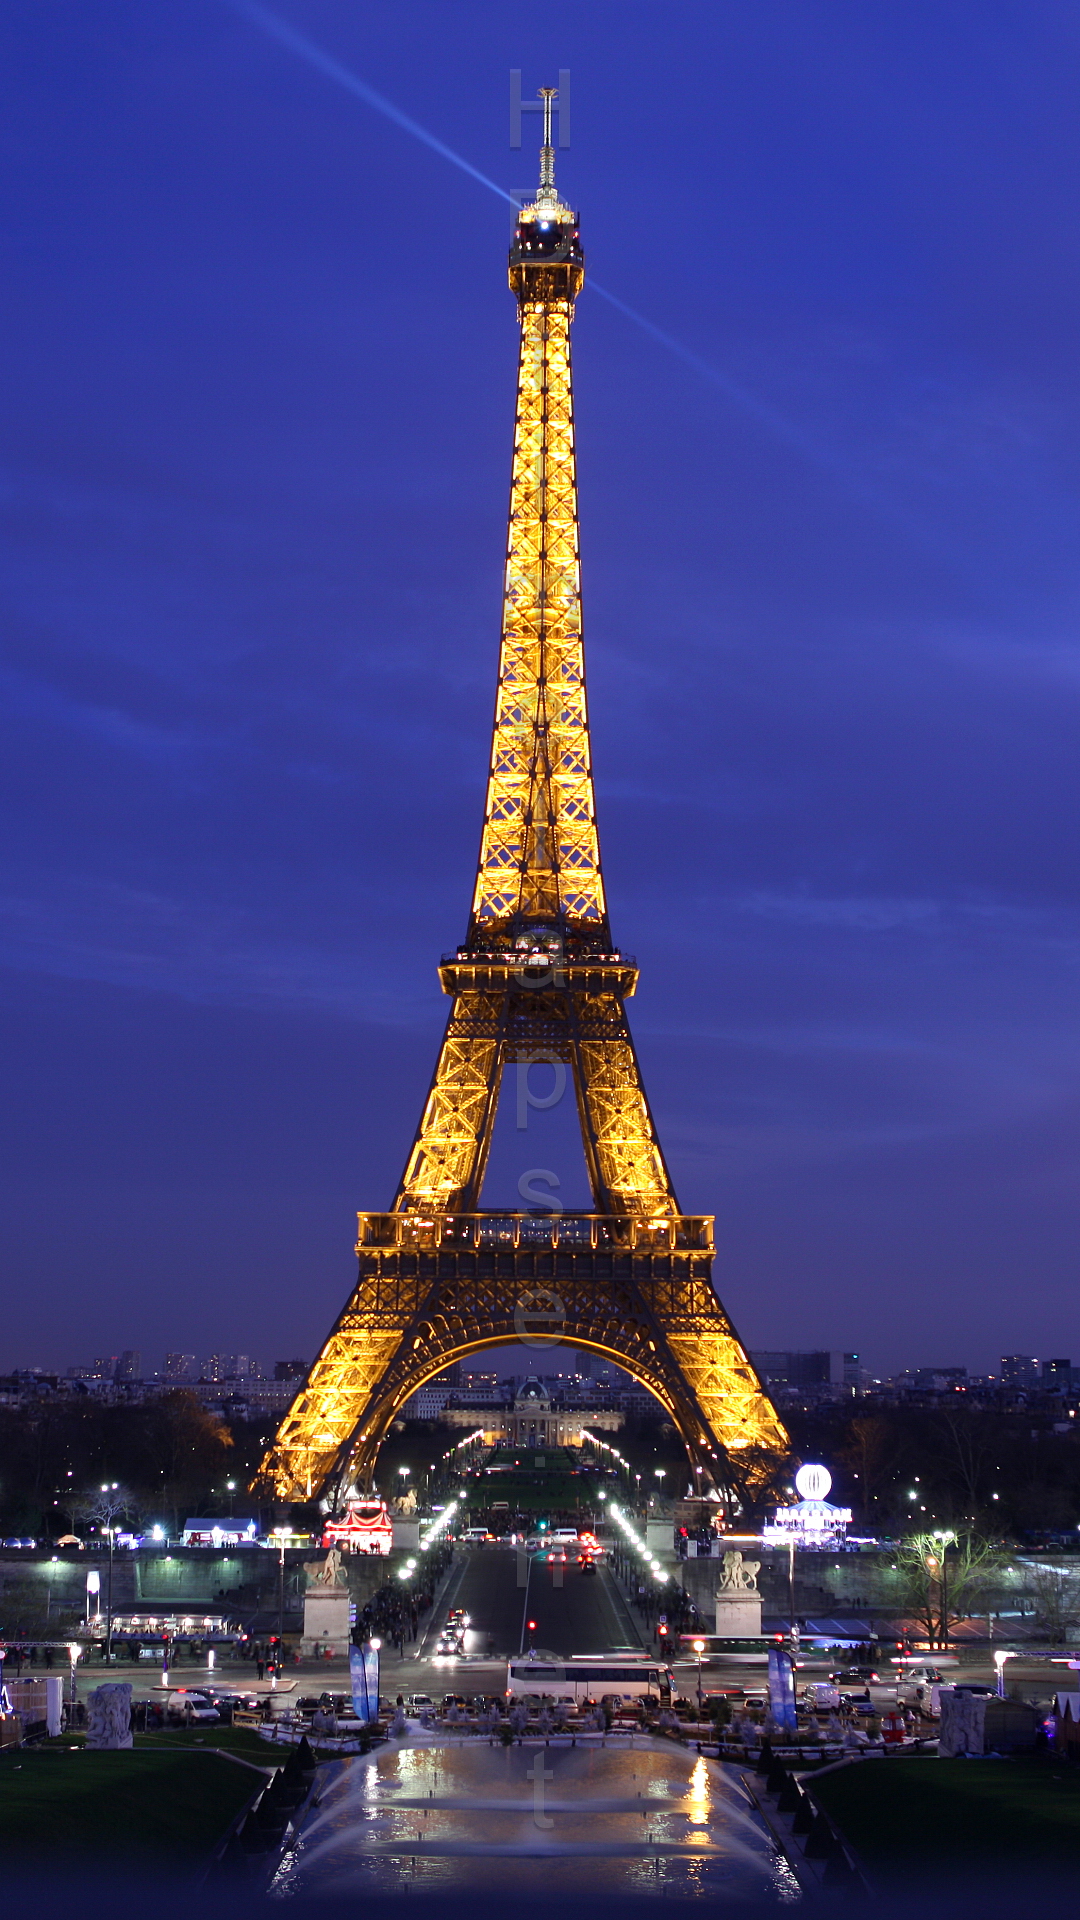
[258,93,788,1511]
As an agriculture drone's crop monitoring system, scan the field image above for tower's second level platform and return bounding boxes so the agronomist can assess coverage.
[439,950,639,996]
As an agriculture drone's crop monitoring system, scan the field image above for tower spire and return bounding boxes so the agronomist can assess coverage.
[538,86,557,192]
[470,102,593,944]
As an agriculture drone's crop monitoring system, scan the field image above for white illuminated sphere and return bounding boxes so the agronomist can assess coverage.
[795,1463,832,1501]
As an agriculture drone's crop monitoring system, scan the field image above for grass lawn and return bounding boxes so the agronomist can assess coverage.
[0,1744,262,1868]
[809,1757,1080,1878]
[132,1723,277,1764]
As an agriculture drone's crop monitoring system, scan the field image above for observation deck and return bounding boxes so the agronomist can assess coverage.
[438,950,638,996]
[355,1211,715,1255]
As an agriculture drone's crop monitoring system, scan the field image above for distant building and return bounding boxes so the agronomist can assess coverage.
[400,1383,453,1420]
[1001,1355,1040,1385]
[458,1371,500,1397]
[164,1353,196,1381]
[274,1359,307,1382]
[893,1366,968,1392]
[439,1379,622,1445]
[1043,1357,1074,1387]
[751,1351,862,1394]
[202,1354,255,1382]
[114,1351,141,1382]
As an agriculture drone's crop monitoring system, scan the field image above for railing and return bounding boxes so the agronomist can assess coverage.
[355,1211,715,1254]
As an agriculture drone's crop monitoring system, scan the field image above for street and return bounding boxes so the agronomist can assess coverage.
[54,1546,1064,1718]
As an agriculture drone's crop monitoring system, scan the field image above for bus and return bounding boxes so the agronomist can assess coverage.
[677,1634,788,1666]
[506,1657,674,1706]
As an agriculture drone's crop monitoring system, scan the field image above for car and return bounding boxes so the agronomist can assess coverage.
[165,1689,220,1724]
[544,1547,568,1564]
[408,1693,434,1711]
[446,1608,470,1628]
[829,1665,880,1685]
[579,1555,597,1575]
[203,1687,259,1710]
[461,1528,489,1544]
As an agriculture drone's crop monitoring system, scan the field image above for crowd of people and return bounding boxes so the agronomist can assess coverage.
[350,1540,454,1656]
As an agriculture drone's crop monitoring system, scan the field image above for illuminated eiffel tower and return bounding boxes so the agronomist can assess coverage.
[259,93,788,1510]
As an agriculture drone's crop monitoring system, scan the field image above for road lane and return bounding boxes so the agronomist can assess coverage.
[424,1549,644,1662]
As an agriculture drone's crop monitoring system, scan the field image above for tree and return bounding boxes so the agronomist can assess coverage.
[1021,1562,1080,1646]
[837,1415,902,1523]
[138,1392,234,1530]
[895,1531,1003,1646]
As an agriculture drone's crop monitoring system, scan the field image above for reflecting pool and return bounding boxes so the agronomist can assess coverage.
[272,1739,801,1901]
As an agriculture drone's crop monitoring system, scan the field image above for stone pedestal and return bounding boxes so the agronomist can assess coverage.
[714,1588,762,1637]
[303,1588,351,1656]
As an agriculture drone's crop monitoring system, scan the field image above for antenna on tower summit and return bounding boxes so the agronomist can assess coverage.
[510,70,570,149]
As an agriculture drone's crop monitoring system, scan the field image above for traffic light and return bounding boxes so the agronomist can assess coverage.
[527,1620,537,1632]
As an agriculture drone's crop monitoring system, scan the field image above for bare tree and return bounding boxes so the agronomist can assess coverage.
[1020,1563,1080,1646]
[895,1531,1003,1647]
[930,1409,990,1524]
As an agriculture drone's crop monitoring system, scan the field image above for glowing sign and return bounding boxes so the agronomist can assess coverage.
[794,1463,832,1501]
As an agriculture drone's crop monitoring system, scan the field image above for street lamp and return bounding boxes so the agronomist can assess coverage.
[994,1650,1017,1698]
[692,1638,705,1720]
[100,1482,119,1664]
[271,1525,290,1685]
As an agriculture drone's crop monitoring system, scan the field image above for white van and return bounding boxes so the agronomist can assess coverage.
[801,1682,842,1710]
[895,1665,943,1709]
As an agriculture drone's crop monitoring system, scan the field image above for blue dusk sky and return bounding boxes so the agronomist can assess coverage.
[1,2,1079,1379]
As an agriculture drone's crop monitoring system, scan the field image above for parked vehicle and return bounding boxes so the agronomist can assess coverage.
[165,1689,220,1724]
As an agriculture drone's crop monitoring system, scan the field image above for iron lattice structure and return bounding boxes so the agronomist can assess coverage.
[258,110,788,1510]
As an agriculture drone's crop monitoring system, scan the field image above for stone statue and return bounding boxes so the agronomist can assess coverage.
[303,1548,347,1588]
[393,1487,418,1514]
[86,1682,133,1750]
[718,1549,760,1594]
